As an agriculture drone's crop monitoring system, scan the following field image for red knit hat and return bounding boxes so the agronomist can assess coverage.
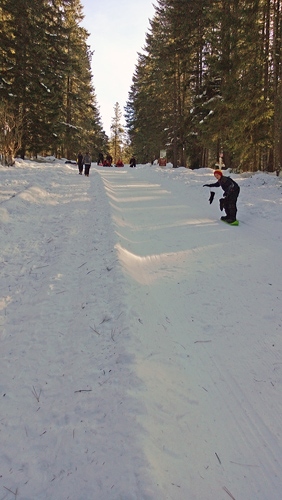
[214,169,223,177]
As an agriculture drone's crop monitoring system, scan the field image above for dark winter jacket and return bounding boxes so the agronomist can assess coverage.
[204,176,240,197]
[77,153,83,165]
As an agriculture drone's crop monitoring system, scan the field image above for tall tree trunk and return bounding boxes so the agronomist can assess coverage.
[273,0,282,172]
[172,65,178,168]
[274,80,282,173]
[263,0,271,101]
[66,75,72,159]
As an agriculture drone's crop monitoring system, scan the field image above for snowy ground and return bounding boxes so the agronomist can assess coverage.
[1,159,282,500]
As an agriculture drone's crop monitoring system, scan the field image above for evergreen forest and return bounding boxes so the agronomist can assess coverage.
[1,0,282,172]
[0,0,107,163]
[125,0,282,171]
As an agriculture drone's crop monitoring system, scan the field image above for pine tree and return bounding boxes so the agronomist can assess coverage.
[125,6,175,164]
[109,102,124,163]
[125,0,282,171]
[0,0,51,156]
[0,0,106,159]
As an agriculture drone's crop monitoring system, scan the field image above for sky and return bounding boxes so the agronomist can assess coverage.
[1,158,282,499]
[80,0,156,136]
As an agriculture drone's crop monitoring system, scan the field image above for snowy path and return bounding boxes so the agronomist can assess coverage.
[1,164,151,499]
[1,161,282,500]
[98,165,282,500]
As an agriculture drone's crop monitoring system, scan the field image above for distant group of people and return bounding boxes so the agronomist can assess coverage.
[77,151,92,176]
[76,151,137,175]
[103,153,113,167]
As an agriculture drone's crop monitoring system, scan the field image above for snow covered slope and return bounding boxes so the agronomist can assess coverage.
[1,160,282,500]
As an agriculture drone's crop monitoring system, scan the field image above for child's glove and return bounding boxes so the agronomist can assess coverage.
[219,198,225,211]
[209,191,215,204]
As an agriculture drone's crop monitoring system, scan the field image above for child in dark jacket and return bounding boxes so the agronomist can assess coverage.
[203,169,240,223]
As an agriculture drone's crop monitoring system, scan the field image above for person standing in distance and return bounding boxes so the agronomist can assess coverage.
[129,156,136,167]
[83,151,92,177]
[77,151,83,174]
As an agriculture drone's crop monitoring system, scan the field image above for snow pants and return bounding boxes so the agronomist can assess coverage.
[84,164,91,176]
[223,186,240,220]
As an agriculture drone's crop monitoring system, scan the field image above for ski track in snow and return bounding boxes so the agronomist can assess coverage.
[0,160,282,500]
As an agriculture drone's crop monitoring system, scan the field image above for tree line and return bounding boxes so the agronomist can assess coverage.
[125,0,282,171]
[0,0,107,163]
[2,0,281,171]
